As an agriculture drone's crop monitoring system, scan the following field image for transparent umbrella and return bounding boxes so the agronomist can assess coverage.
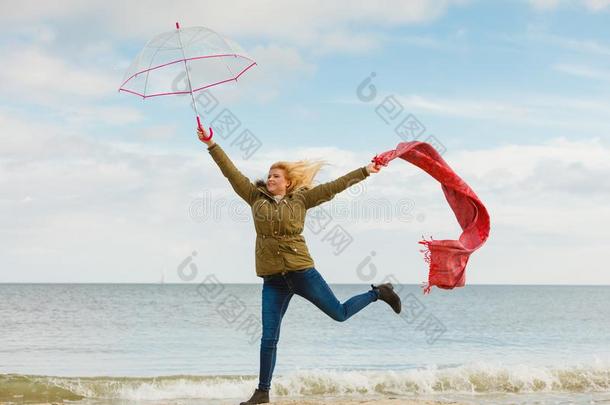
[119,22,257,140]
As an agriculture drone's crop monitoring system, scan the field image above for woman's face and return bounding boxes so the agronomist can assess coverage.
[266,168,291,196]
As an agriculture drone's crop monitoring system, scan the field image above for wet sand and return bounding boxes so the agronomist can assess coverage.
[272,400,464,404]
[30,399,466,405]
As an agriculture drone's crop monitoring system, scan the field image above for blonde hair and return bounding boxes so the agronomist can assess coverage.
[262,159,330,193]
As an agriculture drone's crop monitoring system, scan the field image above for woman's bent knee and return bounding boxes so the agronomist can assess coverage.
[329,308,347,322]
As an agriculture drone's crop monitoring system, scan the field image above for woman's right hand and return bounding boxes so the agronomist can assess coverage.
[366,162,381,174]
[197,127,215,147]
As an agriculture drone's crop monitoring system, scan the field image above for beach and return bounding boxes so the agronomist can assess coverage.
[20,400,465,405]
[10,398,462,405]
[269,399,464,405]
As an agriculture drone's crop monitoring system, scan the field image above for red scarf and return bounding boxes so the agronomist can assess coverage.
[372,142,490,294]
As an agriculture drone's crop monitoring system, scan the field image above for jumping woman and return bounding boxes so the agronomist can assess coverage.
[197,128,402,405]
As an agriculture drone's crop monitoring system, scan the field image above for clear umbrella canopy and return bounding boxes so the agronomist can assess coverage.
[119,26,256,98]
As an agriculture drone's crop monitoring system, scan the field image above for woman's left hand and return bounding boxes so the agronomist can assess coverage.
[366,162,381,174]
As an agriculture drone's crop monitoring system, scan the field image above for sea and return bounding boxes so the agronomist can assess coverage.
[1,283,609,405]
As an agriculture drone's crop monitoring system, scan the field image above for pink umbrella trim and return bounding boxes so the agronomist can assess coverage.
[118,61,257,99]
[118,53,256,93]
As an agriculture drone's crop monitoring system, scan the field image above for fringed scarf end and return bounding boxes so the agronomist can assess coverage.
[418,235,435,264]
[421,282,432,295]
[418,235,436,295]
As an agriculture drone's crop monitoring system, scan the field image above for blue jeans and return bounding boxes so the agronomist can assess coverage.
[257,267,380,391]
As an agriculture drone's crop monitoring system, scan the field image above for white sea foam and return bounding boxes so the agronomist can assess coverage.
[5,362,608,402]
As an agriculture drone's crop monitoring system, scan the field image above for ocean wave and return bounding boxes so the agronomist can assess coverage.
[2,363,610,402]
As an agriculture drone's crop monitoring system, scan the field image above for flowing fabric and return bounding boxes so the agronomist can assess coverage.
[372,142,490,295]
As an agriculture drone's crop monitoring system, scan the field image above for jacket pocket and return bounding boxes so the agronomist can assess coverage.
[258,237,283,268]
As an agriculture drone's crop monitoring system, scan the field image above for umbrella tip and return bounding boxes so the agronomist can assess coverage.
[175,22,180,29]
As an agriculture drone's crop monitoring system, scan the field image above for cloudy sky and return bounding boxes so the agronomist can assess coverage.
[1,0,609,285]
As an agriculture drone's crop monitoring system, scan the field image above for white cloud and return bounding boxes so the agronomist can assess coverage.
[289,105,320,121]
[396,94,530,121]
[0,1,90,20]
[250,44,316,77]
[583,0,610,10]
[207,44,317,103]
[0,0,465,106]
[0,0,465,50]
[547,36,610,56]
[132,124,180,141]
[384,93,610,134]
[513,30,610,57]
[0,46,117,102]
[313,30,381,55]
[553,63,610,81]
[529,0,561,10]
[449,138,610,209]
[1,106,609,284]
[528,0,610,10]
[0,42,145,128]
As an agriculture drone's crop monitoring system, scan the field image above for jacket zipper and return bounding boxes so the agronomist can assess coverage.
[256,187,298,238]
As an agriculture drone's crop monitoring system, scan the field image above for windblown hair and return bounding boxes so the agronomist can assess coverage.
[255,159,330,193]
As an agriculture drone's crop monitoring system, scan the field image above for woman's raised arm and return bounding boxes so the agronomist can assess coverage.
[302,166,368,209]
[198,128,258,206]
[302,162,381,209]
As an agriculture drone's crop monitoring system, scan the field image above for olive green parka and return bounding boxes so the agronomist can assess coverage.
[207,142,370,277]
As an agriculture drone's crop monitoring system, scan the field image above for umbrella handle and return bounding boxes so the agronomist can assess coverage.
[197,116,214,141]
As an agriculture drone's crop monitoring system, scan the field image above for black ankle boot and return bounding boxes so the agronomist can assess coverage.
[239,388,269,404]
[371,283,402,314]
